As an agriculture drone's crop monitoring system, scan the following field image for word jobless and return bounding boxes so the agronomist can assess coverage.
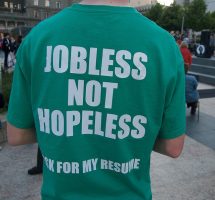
[44,45,147,80]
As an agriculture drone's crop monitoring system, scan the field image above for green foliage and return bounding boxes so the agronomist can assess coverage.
[159,3,184,31]
[145,3,164,24]
[201,12,213,30]
[185,0,207,31]
[144,0,215,32]
[209,11,215,31]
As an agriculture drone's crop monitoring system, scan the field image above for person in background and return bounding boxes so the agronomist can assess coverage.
[7,36,16,68]
[180,41,192,73]
[210,33,215,57]
[185,73,199,115]
[170,30,176,40]
[28,146,43,175]
[2,33,11,70]
[0,32,4,49]
[7,0,186,199]
[10,36,17,53]
[14,35,23,54]
[0,89,4,150]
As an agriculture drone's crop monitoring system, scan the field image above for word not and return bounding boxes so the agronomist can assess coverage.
[68,79,118,109]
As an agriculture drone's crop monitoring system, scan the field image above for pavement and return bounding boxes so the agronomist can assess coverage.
[0,82,215,200]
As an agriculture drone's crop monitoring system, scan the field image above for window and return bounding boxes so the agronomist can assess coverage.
[17,4,21,10]
[45,0,50,7]
[56,1,61,9]
[9,2,13,8]
[0,21,5,29]
[45,12,49,18]
[34,0,39,6]
[17,22,25,26]
[34,10,39,18]
[4,2,9,8]
[8,21,15,28]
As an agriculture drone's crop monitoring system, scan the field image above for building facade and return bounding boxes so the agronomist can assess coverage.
[129,0,157,10]
[130,0,149,7]
[0,0,80,32]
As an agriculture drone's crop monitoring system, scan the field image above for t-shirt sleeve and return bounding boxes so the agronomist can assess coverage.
[158,47,186,139]
[7,43,34,129]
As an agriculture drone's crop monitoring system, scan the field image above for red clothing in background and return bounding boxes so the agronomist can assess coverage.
[180,46,192,66]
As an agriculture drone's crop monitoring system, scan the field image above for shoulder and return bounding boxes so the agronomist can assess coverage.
[130,12,175,42]
[186,75,197,81]
[26,7,70,40]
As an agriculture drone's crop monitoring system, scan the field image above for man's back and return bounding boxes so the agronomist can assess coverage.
[7,3,185,200]
[186,74,199,103]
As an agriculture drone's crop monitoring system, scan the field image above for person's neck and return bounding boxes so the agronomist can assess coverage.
[80,0,130,6]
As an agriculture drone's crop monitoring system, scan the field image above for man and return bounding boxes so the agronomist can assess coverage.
[2,33,11,69]
[7,0,185,200]
[209,33,215,57]
[186,74,199,115]
[27,147,43,175]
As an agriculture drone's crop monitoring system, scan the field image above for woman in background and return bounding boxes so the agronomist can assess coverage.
[180,41,192,73]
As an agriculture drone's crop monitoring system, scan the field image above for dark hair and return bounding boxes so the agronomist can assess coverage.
[4,33,10,37]
[16,35,23,43]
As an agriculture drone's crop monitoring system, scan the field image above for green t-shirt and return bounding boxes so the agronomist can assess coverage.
[7,4,185,200]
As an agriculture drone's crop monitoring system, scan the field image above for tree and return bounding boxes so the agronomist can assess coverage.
[185,0,207,31]
[144,3,164,26]
[159,2,184,31]
[201,12,213,30]
[209,11,215,31]
[143,0,214,32]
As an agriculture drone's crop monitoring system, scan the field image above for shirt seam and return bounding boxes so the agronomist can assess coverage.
[158,127,185,139]
[70,5,138,15]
